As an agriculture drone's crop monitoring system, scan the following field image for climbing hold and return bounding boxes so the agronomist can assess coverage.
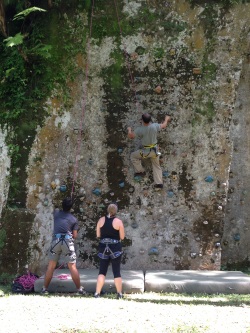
[119,181,125,188]
[192,68,201,75]
[218,206,223,210]
[79,187,85,195]
[79,207,84,213]
[167,191,174,198]
[203,220,208,225]
[43,198,49,206]
[97,179,103,185]
[233,233,240,241]
[139,249,145,254]
[128,187,135,193]
[134,175,143,182]
[130,52,138,60]
[163,171,169,178]
[210,191,216,196]
[172,175,177,181]
[51,181,56,190]
[154,85,162,94]
[148,247,158,255]
[117,147,123,154]
[131,222,138,229]
[190,253,197,259]
[60,185,67,192]
[215,242,221,248]
[169,48,176,56]
[205,176,214,183]
[92,188,101,196]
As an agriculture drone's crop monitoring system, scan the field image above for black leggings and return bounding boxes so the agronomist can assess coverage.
[99,255,122,278]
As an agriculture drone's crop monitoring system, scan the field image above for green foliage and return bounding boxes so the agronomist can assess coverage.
[4,33,25,47]
[13,7,46,21]
[194,100,215,123]
[153,47,165,59]
[0,272,14,286]
[102,49,124,97]
[0,229,6,250]
[188,0,249,6]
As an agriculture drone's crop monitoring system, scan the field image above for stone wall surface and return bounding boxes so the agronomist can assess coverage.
[1,0,250,275]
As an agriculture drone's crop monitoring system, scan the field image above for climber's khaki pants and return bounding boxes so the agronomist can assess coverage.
[131,149,163,185]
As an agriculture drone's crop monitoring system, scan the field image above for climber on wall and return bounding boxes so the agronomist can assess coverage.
[127,113,171,189]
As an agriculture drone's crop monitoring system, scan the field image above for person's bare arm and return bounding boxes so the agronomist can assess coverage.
[118,221,125,240]
[72,230,77,239]
[160,115,171,129]
[127,127,136,139]
[96,217,105,238]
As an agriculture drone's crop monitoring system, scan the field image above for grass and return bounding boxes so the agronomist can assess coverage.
[1,287,250,332]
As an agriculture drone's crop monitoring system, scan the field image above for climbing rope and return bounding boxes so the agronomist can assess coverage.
[71,0,95,197]
[12,272,39,293]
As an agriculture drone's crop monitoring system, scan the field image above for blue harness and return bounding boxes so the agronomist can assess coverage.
[98,238,122,260]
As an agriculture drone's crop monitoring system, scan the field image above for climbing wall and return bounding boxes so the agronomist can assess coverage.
[1,0,248,274]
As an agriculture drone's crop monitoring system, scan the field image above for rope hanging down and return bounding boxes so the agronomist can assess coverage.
[71,0,95,197]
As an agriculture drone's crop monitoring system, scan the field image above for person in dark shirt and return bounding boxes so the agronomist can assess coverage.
[94,203,125,299]
[41,197,85,295]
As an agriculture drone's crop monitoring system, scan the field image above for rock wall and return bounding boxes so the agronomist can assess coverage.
[1,0,250,275]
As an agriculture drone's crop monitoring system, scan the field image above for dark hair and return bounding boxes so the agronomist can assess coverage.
[142,113,151,124]
[62,197,73,211]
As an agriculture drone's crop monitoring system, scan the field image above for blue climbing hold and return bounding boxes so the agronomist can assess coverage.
[233,233,240,241]
[148,247,159,255]
[205,175,214,183]
[60,185,67,192]
[167,191,174,198]
[163,171,169,178]
[92,188,101,196]
[117,147,123,154]
[119,181,125,188]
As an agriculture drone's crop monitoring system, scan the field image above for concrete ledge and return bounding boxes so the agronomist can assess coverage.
[145,270,250,294]
[34,269,145,294]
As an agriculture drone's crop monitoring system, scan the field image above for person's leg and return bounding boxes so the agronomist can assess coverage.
[95,258,109,296]
[131,150,145,174]
[43,260,57,289]
[68,262,81,289]
[111,256,122,294]
[150,153,163,185]
[95,274,106,294]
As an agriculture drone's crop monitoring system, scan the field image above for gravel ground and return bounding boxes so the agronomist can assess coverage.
[0,293,250,333]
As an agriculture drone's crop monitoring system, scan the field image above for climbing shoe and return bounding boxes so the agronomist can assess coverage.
[77,287,87,296]
[134,172,146,177]
[41,288,49,295]
[154,184,163,190]
[94,293,100,298]
[117,293,123,299]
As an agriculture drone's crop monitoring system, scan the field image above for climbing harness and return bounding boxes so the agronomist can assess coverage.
[98,238,122,260]
[50,233,73,257]
[140,143,160,158]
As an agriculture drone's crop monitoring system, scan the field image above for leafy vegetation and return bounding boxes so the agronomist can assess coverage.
[0,1,87,206]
